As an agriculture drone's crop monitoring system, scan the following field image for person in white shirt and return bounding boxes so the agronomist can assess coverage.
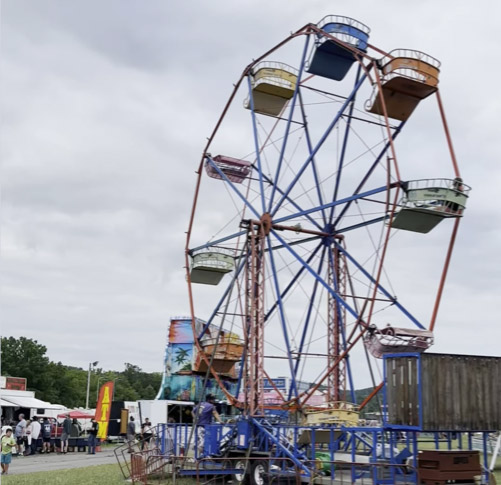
[29,417,41,455]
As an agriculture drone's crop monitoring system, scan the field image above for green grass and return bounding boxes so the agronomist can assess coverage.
[1,464,125,484]
[2,450,499,484]
[1,463,199,485]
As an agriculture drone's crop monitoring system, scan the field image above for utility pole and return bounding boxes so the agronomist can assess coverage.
[85,361,99,409]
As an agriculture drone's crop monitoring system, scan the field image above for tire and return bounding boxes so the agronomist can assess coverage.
[250,460,268,485]
[232,458,249,485]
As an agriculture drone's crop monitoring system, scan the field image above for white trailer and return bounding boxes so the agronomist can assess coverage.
[137,399,194,427]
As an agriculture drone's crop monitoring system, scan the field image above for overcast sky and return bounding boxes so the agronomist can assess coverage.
[1,0,500,389]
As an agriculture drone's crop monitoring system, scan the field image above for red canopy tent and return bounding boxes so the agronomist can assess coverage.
[57,410,94,419]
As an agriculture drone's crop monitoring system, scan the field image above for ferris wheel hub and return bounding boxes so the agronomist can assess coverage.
[260,212,272,235]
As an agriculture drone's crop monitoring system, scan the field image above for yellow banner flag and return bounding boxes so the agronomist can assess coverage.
[95,381,114,440]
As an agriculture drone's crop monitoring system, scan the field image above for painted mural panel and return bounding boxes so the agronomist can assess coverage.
[158,317,240,402]
[169,343,194,374]
[163,375,196,401]
[168,319,194,344]
[163,375,238,402]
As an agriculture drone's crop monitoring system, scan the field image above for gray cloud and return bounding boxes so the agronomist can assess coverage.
[1,0,500,394]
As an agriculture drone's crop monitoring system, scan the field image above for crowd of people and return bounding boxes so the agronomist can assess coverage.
[0,412,102,469]
[1,399,228,475]
[2,410,164,474]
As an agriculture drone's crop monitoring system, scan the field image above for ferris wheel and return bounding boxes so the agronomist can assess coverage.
[185,15,469,416]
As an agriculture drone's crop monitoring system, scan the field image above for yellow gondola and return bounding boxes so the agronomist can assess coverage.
[244,61,298,117]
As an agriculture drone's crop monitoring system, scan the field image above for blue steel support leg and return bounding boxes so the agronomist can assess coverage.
[160,424,165,454]
[483,433,489,483]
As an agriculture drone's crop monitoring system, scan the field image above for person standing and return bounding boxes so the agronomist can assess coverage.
[70,419,82,438]
[41,417,52,453]
[193,394,222,456]
[140,418,153,450]
[14,414,27,456]
[87,419,99,455]
[194,394,222,426]
[126,416,136,452]
[30,417,41,455]
[1,428,17,475]
[60,414,72,454]
[24,420,32,455]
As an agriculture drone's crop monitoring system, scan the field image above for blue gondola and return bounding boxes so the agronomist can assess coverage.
[307,15,370,81]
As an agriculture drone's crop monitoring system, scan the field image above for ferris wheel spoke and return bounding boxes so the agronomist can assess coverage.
[331,125,405,227]
[247,76,270,214]
[330,65,363,222]
[267,36,312,214]
[297,90,327,226]
[264,241,323,322]
[270,72,369,218]
[270,229,360,322]
[197,255,248,340]
[274,184,392,226]
[205,156,261,219]
[333,240,425,329]
[265,236,300,399]
[258,169,324,231]
[189,228,248,254]
[290,244,328,399]
[337,215,390,234]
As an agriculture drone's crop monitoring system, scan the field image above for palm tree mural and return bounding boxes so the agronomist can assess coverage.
[174,347,190,366]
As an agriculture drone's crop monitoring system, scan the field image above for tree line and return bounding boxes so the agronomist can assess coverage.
[1,337,162,408]
[1,337,381,413]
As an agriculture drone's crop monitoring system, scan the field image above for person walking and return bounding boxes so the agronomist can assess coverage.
[87,419,99,454]
[14,414,27,456]
[60,414,72,454]
[30,417,41,455]
[1,427,17,475]
[41,417,52,453]
[127,416,136,452]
